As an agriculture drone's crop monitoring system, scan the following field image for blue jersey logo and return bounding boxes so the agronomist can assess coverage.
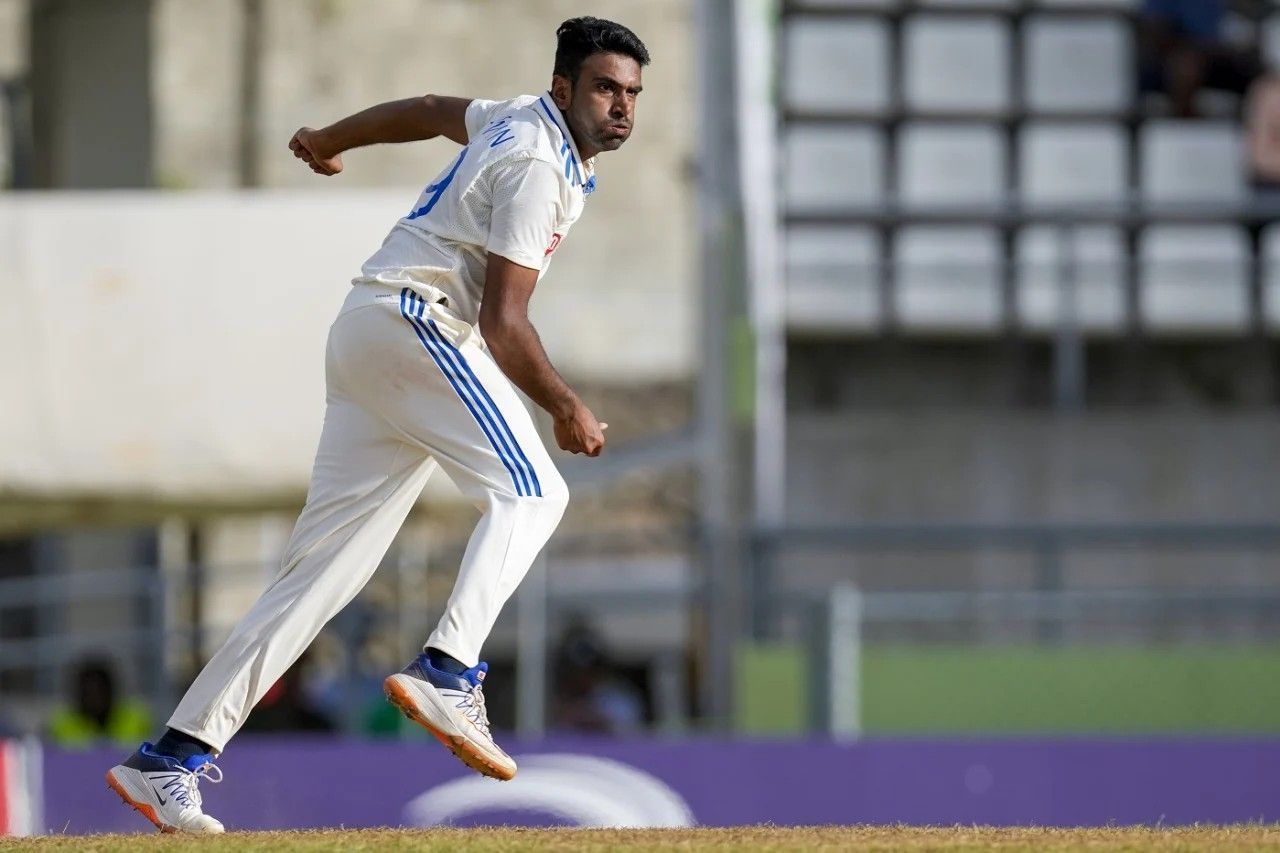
[481,115,516,149]
[406,146,469,221]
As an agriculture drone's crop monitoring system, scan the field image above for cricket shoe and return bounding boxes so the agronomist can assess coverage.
[384,654,516,781]
[106,742,225,834]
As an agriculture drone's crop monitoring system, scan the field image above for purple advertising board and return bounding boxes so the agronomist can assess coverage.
[35,736,1280,834]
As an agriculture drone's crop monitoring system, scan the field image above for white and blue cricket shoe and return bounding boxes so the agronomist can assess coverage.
[384,654,516,781]
[106,743,225,833]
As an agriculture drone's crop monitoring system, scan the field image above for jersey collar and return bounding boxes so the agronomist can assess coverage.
[536,92,596,194]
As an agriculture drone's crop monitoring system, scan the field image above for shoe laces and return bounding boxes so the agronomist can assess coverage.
[163,761,223,810]
[459,683,492,737]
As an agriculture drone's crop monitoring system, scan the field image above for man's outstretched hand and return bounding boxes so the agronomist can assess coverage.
[554,403,607,457]
[288,127,343,176]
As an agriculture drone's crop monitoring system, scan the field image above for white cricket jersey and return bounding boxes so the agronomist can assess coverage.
[355,92,598,324]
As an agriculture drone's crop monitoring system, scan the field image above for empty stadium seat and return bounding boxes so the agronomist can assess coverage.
[1023,17,1131,113]
[1139,226,1251,332]
[790,0,898,8]
[1260,223,1280,330]
[1019,122,1128,205]
[1140,121,1245,204]
[784,125,885,211]
[1033,0,1136,6]
[784,18,891,113]
[893,226,1003,330]
[1016,226,1127,332]
[918,0,1017,7]
[1262,14,1280,70]
[899,123,1006,205]
[786,227,884,331]
[903,15,1011,113]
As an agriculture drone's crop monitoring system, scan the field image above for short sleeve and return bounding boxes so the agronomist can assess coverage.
[464,98,502,142]
[485,157,563,271]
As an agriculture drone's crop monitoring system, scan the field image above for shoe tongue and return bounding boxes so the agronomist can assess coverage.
[464,661,488,687]
[180,753,216,773]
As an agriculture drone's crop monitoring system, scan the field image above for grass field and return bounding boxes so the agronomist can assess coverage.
[5,826,1280,852]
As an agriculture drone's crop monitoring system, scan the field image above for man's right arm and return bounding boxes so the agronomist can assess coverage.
[288,94,472,176]
[480,254,606,457]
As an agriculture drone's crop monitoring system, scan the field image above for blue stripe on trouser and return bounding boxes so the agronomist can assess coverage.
[409,292,542,498]
[396,289,542,494]
[413,300,544,499]
[407,295,534,497]
[398,289,529,496]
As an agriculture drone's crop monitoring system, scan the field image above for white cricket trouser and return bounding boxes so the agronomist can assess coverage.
[168,283,568,752]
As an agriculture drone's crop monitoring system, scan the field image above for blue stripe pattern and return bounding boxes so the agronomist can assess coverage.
[398,288,542,497]
[407,147,469,221]
[537,97,582,188]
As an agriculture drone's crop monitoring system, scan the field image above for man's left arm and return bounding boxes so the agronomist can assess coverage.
[288,94,473,176]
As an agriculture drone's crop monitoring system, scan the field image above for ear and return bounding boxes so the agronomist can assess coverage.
[550,74,573,109]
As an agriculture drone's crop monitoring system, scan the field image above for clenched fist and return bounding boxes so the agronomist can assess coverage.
[288,127,343,176]
[554,404,607,457]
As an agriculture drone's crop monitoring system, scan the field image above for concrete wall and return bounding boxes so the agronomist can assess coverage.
[789,411,1280,524]
[151,0,697,372]
[0,0,22,185]
[777,412,1280,633]
[0,0,23,76]
[0,190,693,502]
[29,0,153,188]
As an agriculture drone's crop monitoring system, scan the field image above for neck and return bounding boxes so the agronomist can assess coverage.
[554,103,598,161]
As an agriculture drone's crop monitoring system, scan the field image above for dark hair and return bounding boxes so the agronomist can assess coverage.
[553,16,650,84]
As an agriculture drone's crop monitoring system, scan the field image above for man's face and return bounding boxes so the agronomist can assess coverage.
[553,52,643,157]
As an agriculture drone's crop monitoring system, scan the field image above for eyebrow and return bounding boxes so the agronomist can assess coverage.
[594,75,643,95]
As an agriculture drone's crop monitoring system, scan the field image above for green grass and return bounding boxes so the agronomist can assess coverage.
[5,826,1280,851]
[863,646,1280,733]
[737,643,1280,735]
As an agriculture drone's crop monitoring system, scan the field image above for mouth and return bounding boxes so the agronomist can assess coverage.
[608,123,630,134]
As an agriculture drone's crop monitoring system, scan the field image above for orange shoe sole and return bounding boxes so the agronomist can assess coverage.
[383,676,515,781]
[106,771,175,834]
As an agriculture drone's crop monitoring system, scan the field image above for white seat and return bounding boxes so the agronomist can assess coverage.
[903,16,1011,113]
[1019,122,1128,205]
[786,227,883,331]
[784,19,891,113]
[918,0,1017,6]
[1016,226,1127,332]
[898,123,1006,205]
[1260,223,1280,330]
[1034,0,1136,6]
[1140,121,1245,204]
[1264,15,1280,71]
[893,226,1003,330]
[790,0,899,8]
[1139,226,1251,332]
[1023,17,1131,113]
[784,125,885,211]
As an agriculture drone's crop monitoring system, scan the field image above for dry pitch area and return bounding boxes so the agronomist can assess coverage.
[3,826,1280,852]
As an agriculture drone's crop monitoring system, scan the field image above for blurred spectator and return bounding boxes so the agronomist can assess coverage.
[0,711,22,738]
[1139,0,1265,117]
[1246,72,1280,201]
[550,615,644,734]
[240,649,336,734]
[46,657,151,749]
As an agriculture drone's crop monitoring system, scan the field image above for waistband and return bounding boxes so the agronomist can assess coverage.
[345,281,480,348]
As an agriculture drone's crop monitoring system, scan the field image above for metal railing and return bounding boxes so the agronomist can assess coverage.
[751,521,1280,641]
